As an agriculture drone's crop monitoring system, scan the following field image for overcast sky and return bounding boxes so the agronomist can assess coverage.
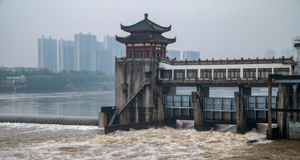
[0,0,299,67]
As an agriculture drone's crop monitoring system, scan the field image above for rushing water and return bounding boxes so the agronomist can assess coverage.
[1,123,300,160]
[1,88,299,160]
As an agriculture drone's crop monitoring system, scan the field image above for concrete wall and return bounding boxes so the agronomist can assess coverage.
[287,122,300,140]
[115,58,160,124]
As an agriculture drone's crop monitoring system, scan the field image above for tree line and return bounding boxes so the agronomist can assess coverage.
[0,69,114,91]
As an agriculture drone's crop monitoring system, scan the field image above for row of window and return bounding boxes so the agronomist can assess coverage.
[127,51,166,58]
[161,69,289,79]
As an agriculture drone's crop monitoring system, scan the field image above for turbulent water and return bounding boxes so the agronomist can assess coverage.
[1,89,299,159]
[1,123,300,160]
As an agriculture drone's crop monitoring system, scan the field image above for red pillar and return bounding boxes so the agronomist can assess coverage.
[131,43,134,58]
[125,44,128,58]
[150,43,153,59]
[143,43,145,58]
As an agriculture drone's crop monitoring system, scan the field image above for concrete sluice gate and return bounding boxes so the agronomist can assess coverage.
[0,115,98,126]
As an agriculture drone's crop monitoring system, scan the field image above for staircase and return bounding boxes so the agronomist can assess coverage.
[108,78,150,126]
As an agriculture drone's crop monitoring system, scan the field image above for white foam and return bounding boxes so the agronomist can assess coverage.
[0,123,273,159]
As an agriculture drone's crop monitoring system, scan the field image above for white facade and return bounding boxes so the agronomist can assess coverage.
[158,60,292,80]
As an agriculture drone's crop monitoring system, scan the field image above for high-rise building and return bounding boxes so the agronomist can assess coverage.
[38,36,57,72]
[167,50,180,60]
[104,35,115,53]
[96,41,104,50]
[58,39,74,72]
[74,32,98,71]
[183,51,200,61]
[115,48,126,58]
[104,35,125,73]
[90,49,112,74]
[265,49,275,59]
[282,48,293,58]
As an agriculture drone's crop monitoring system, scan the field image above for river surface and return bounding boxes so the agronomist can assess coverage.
[0,91,115,117]
[1,88,299,160]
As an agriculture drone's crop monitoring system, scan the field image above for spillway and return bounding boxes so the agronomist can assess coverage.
[0,115,98,126]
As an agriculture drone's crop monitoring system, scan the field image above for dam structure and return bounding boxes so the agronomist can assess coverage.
[100,14,300,139]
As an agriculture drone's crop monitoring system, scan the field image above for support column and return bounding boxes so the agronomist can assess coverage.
[155,86,165,126]
[226,68,228,78]
[185,68,187,79]
[132,43,134,58]
[192,91,204,131]
[234,91,245,134]
[126,45,128,58]
[267,77,273,139]
[240,68,244,78]
[277,83,287,138]
[197,85,209,97]
[256,68,258,80]
[293,84,299,121]
[212,69,214,80]
[143,43,145,58]
[98,112,107,127]
[158,70,161,79]
[198,69,201,79]
[235,85,250,134]
[172,69,174,80]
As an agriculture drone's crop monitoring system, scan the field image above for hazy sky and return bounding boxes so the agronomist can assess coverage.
[0,0,299,67]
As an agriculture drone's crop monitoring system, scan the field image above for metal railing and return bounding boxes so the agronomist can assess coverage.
[108,78,150,126]
[158,77,268,81]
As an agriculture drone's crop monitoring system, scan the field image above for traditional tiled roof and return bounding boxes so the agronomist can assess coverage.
[116,35,176,44]
[121,14,171,32]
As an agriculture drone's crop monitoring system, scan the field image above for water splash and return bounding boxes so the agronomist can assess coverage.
[0,123,274,160]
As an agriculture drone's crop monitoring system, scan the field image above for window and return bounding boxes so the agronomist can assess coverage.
[201,69,212,78]
[258,69,271,78]
[243,69,255,78]
[174,70,184,79]
[127,51,132,58]
[228,69,240,78]
[214,69,225,79]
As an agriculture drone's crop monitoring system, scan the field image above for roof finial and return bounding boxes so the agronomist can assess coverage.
[144,13,148,19]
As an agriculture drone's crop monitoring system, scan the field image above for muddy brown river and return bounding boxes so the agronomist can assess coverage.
[1,123,299,160]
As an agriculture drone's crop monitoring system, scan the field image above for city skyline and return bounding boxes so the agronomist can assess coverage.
[37,33,124,74]
[0,0,300,67]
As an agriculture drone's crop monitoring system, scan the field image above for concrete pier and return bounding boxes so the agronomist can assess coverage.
[234,86,251,134]
[192,91,204,131]
[98,112,106,127]
[267,75,300,139]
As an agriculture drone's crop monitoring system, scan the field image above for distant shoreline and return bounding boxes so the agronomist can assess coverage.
[0,83,115,93]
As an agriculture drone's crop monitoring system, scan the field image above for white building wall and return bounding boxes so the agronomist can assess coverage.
[159,62,292,79]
